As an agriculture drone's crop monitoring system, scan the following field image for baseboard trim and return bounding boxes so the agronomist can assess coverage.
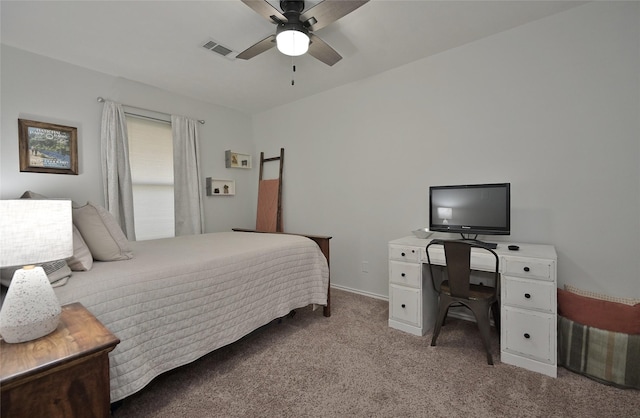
[330,284,388,301]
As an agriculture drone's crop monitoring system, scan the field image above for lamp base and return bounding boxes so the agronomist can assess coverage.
[0,266,62,343]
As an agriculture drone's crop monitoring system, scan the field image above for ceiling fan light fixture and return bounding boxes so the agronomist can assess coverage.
[276,24,309,57]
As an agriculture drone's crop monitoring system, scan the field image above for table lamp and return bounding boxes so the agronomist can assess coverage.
[0,199,73,343]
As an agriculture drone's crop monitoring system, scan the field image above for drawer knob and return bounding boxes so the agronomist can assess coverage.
[401,304,406,308]
[401,273,406,277]
[523,267,530,272]
[401,252,406,257]
[524,333,531,339]
[524,293,531,299]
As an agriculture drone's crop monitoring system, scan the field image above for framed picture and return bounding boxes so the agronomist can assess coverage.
[225,150,252,169]
[18,119,78,175]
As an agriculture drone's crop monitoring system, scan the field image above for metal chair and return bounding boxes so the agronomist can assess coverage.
[426,240,500,365]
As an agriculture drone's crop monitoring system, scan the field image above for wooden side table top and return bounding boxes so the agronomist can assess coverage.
[0,302,120,388]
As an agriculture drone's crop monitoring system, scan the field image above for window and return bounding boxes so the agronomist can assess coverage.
[126,115,174,240]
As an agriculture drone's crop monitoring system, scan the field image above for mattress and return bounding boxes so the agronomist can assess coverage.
[54,231,329,402]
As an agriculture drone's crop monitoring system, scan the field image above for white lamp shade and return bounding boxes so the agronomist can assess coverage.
[276,29,310,56]
[0,199,72,343]
[0,199,73,267]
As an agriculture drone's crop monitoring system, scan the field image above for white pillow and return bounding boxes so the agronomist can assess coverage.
[73,202,133,261]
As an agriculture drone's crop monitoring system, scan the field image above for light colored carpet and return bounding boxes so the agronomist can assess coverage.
[112,289,639,417]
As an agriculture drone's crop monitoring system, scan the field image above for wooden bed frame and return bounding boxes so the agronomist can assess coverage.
[232,228,332,317]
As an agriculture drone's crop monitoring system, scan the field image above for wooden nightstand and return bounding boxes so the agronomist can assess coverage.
[1,302,120,417]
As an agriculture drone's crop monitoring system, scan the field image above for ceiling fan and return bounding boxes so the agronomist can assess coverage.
[237,0,369,66]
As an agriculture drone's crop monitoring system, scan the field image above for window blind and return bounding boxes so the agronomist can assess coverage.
[126,115,175,240]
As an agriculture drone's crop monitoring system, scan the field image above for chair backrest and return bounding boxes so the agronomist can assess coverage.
[443,241,473,298]
[426,240,499,299]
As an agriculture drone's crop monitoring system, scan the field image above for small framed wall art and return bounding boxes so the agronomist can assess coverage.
[18,119,78,175]
[225,150,251,169]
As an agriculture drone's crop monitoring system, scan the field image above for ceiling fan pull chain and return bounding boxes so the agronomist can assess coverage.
[291,57,296,86]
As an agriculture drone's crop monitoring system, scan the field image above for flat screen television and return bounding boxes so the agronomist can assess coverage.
[429,183,510,245]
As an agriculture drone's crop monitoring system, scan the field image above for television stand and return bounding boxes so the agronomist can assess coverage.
[429,235,497,249]
[457,233,496,249]
[460,239,497,249]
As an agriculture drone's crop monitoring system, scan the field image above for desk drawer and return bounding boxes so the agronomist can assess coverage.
[502,276,555,313]
[502,258,553,281]
[389,284,420,326]
[423,246,497,272]
[502,306,554,363]
[389,245,420,262]
[389,261,421,288]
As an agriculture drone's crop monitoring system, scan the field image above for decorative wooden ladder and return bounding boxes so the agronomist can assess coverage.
[256,148,284,232]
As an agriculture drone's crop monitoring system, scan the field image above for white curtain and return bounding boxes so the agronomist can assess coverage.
[171,115,204,236]
[100,101,136,240]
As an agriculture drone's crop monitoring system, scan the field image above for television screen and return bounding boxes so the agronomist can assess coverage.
[429,183,510,236]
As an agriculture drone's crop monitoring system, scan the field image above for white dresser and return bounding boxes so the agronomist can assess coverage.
[388,242,438,337]
[388,236,558,378]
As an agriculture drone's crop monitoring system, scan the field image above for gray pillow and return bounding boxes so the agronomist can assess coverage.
[18,191,93,271]
[73,202,133,261]
[1,260,72,288]
[20,190,50,199]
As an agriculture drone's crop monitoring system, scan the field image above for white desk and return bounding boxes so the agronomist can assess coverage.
[388,236,557,378]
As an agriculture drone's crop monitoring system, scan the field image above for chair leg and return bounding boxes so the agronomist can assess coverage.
[430,299,451,347]
[469,302,494,365]
[441,305,450,327]
[491,302,500,333]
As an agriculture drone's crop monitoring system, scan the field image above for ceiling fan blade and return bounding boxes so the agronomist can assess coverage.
[301,0,369,32]
[241,0,286,24]
[307,33,342,66]
[236,34,277,60]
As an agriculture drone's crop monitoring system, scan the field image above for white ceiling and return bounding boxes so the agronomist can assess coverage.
[1,0,585,114]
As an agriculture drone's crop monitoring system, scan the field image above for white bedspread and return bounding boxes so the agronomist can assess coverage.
[54,231,329,402]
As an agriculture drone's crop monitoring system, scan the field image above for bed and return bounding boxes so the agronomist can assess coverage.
[51,230,330,402]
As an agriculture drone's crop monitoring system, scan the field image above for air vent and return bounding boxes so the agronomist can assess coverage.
[212,44,232,56]
[201,38,237,60]
[202,40,217,50]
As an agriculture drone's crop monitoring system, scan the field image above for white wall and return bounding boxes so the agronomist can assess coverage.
[252,2,640,299]
[2,3,638,300]
[0,45,257,233]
